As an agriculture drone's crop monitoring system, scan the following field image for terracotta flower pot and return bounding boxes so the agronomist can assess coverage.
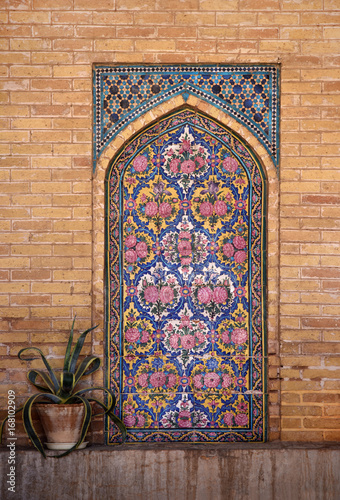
[36,403,92,451]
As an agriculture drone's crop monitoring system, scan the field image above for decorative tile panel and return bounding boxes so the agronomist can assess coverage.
[106,109,267,443]
[94,64,280,173]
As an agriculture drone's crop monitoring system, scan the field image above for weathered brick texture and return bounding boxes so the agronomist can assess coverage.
[0,0,339,444]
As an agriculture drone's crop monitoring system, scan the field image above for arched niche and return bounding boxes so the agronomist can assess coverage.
[103,106,274,443]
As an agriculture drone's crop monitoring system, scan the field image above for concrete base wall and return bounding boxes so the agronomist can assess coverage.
[1,444,340,500]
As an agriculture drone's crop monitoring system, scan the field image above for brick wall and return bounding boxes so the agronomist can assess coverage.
[0,0,339,443]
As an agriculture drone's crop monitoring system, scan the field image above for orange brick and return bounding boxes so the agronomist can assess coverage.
[74,0,114,8]
[302,12,340,24]
[198,27,237,39]
[0,130,29,142]
[281,27,322,40]
[216,12,255,25]
[33,0,73,8]
[53,39,93,51]
[201,0,237,9]
[10,66,52,78]
[176,40,216,52]
[32,52,73,65]
[53,270,92,281]
[31,307,71,318]
[10,38,51,51]
[12,118,51,129]
[282,0,322,9]
[0,26,32,38]
[0,105,29,117]
[175,12,215,25]
[31,131,71,142]
[92,11,133,24]
[0,52,30,64]
[32,208,72,218]
[260,40,299,52]
[94,39,134,51]
[239,0,279,9]
[53,65,91,78]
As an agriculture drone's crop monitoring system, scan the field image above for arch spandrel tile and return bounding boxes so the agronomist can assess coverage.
[94,64,280,174]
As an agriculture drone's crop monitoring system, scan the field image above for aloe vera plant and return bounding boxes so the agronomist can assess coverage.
[0,318,126,458]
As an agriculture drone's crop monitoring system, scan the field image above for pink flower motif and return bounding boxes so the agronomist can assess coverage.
[170,158,180,173]
[124,414,136,426]
[178,410,191,428]
[138,373,149,387]
[195,156,205,167]
[223,157,238,172]
[204,372,220,388]
[145,201,158,217]
[181,257,192,266]
[125,327,140,342]
[193,374,203,389]
[197,286,213,304]
[166,373,177,388]
[149,371,166,388]
[169,333,180,349]
[136,241,148,259]
[231,328,247,344]
[223,243,234,258]
[140,330,150,343]
[136,414,145,427]
[214,200,228,217]
[133,155,148,172]
[223,413,233,426]
[178,240,192,256]
[234,250,247,263]
[199,201,214,217]
[180,315,190,327]
[213,286,228,304]
[181,160,195,174]
[144,285,159,303]
[234,413,248,426]
[125,235,137,248]
[195,331,205,344]
[233,235,246,249]
[178,231,191,239]
[222,374,233,388]
[125,249,137,263]
[180,140,191,152]
[221,330,230,343]
[159,286,174,304]
[181,335,195,350]
[159,202,172,218]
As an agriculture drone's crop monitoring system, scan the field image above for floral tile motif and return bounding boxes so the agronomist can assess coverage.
[107,109,266,443]
[94,64,280,171]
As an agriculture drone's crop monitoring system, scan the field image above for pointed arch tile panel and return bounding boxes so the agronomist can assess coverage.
[106,109,267,443]
[94,64,280,173]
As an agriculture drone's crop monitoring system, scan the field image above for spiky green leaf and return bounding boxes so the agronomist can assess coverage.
[74,355,101,386]
[63,316,76,372]
[69,324,98,374]
[18,347,60,394]
[27,370,56,394]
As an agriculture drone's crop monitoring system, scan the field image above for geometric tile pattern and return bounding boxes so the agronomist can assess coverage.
[106,109,267,443]
[94,64,280,173]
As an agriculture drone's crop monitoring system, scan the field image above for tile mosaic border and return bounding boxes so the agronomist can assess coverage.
[93,64,280,174]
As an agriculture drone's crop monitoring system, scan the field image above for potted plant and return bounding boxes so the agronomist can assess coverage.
[0,318,126,458]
